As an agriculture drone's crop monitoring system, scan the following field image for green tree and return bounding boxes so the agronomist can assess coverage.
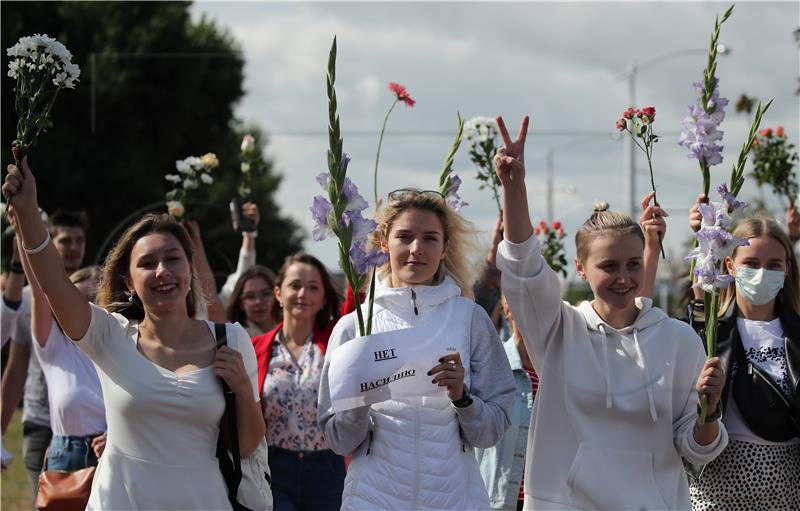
[1,1,302,277]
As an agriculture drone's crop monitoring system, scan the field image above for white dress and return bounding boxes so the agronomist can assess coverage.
[76,303,259,511]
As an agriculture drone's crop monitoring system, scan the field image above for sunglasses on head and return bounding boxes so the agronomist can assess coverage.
[387,188,445,201]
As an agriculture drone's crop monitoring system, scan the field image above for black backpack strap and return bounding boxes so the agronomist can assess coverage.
[214,323,249,510]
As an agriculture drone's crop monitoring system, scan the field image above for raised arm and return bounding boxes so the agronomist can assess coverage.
[495,116,532,243]
[183,220,227,322]
[219,202,259,307]
[16,234,53,347]
[2,151,90,340]
[639,191,668,299]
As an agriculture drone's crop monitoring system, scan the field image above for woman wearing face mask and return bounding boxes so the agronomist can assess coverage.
[687,201,800,510]
[318,189,516,510]
[495,116,728,510]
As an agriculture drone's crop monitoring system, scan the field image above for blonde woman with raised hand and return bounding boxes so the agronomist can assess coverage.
[2,150,265,510]
[494,115,728,510]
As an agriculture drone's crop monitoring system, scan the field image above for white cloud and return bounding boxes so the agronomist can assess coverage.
[193,1,800,274]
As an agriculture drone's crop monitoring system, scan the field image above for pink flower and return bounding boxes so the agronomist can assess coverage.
[776,126,785,138]
[639,106,656,123]
[533,227,541,236]
[388,82,415,107]
[622,107,636,120]
[557,227,565,237]
[615,118,627,131]
[538,220,550,234]
[760,128,773,137]
[552,220,562,230]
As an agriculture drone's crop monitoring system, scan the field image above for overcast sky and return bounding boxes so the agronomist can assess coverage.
[191,1,799,276]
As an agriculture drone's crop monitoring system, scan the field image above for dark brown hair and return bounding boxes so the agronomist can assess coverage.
[270,253,341,329]
[226,265,277,326]
[96,213,203,320]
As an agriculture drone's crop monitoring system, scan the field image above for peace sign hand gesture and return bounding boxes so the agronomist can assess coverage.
[494,116,530,187]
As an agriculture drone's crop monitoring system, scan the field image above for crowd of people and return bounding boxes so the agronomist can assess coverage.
[1,114,798,511]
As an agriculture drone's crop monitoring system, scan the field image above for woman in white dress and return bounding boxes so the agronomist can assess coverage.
[3,150,265,510]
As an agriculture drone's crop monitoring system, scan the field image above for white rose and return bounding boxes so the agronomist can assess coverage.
[200,173,213,185]
[165,174,182,184]
[182,179,198,190]
[166,200,185,218]
[241,134,256,154]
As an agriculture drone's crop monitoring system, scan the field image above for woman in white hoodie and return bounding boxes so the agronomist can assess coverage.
[318,188,516,510]
[494,115,729,511]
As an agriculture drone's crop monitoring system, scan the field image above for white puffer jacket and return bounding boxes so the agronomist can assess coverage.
[319,275,516,510]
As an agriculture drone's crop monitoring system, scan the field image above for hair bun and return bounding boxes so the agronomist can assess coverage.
[592,202,610,213]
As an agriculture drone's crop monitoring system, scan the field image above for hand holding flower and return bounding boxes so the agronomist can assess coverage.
[2,147,38,212]
[695,357,725,419]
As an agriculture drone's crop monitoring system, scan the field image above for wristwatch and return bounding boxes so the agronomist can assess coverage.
[697,403,721,422]
[451,389,473,408]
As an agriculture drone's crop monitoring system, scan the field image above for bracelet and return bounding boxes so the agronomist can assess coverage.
[697,403,721,422]
[242,230,258,239]
[22,232,51,255]
[451,389,473,408]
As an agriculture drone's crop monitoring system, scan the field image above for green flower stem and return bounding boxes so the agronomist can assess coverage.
[366,269,377,335]
[698,290,719,425]
[374,99,399,205]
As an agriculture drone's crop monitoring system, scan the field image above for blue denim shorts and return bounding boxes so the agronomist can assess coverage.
[45,434,101,472]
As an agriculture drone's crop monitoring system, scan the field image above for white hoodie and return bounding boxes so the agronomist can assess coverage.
[497,235,728,511]
[318,275,516,510]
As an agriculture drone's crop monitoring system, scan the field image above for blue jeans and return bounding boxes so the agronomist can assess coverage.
[268,446,345,511]
[45,434,100,471]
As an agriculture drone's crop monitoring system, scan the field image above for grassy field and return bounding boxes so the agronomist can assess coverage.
[2,410,33,511]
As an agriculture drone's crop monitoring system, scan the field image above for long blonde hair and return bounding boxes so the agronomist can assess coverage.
[96,214,204,319]
[370,190,476,299]
[719,216,800,315]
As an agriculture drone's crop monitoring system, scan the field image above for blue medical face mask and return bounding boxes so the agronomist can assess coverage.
[734,266,785,306]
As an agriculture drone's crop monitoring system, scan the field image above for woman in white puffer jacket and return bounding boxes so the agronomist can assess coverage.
[318,188,516,511]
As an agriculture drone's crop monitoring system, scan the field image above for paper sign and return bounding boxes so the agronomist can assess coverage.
[328,325,458,412]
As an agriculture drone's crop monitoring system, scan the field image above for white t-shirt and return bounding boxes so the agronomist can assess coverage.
[32,318,106,437]
[724,317,799,445]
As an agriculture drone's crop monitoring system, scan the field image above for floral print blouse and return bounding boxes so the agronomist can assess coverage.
[262,329,327,451]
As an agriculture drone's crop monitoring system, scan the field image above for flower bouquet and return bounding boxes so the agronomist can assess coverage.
[165,153,219,220]
[6,34,80,167]
[616,106,664,257]
[464,117,502,213]
[534,220,569,278]
[749,126,799,206]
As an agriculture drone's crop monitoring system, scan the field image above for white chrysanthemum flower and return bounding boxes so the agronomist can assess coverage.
[7,60,21,78]
[200,173,213,185]
[165,174,182,184]
[184,156,203,169]
[175,159,193,174]
[183,178,198,190]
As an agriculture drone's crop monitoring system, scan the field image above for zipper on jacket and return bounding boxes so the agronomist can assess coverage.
[365,429,374,455]
[411,288,419,315]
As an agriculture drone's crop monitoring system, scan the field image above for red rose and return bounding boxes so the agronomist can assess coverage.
[615,118,627,131]
[776,126,785,138]
[557,228,565,237]
[760,128,773,137]
[640,106,656,123]
[388,82,416,107]
[622,107,636,120]
[552,220,561,230]
[533,227,541,236]
[752,138,760,146]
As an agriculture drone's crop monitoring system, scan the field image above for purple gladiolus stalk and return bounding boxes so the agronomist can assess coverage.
[311,37,387,337]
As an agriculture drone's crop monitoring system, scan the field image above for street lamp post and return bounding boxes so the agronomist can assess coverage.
[622,45,729,216]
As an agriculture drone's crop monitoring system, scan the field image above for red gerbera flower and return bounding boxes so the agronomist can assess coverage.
[388,82,416,107]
